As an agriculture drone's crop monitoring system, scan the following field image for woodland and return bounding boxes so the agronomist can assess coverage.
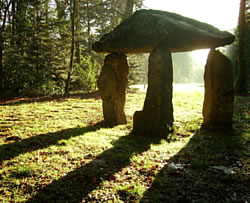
[0,0,249,202]
[0,0,146,97]
[0,0,249,97]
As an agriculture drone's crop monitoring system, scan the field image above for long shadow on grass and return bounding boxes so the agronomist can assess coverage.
[140,129,250,202]
[0,123,102,165]
[27,133,164,202]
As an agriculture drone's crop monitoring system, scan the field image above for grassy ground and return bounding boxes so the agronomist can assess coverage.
[0,88,249,202]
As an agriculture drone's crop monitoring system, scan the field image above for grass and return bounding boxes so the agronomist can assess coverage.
[0,88,249,202]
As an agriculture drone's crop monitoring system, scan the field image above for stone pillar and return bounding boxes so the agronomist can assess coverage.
[202,49,234,129]
[97,53,129,126]
[133,45,174,136]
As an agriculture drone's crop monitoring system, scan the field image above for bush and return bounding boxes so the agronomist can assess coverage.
[71,55,97,92]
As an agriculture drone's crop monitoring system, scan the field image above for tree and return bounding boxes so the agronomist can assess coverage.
[65,0,76,96]
[172,52,193,83]
[128,54,147,86]
[75,0,81,64]
[6,0,60,95]
[0,0,144,97]
[235,0,248,94]
[122,0,134,21]
[246,0,250,88]
[0,0,11,91]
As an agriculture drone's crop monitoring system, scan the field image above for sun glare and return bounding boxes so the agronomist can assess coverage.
[143,0,240,31]
[191,49,210,64]
[143,0,240,65]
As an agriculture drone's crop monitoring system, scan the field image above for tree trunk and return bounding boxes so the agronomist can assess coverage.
[45,0,49,24]
[0,31,3,91]
[16,1,28,55]
[36,8,39,72]
[235,0,248,94]
[11,1,16,46]
[0,2,11,91]
[65,0,75,96]
[86,2,92,54]
[122,0,134,22]
[75,0,80,64]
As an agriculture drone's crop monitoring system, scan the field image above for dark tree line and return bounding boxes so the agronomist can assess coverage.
[0,0,249,97]
[0,0,143,97]
[235,0,250,94]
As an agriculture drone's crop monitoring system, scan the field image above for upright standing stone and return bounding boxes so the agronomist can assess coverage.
[203,49,234,129]
[97,53,129,126]
[93,9,235,134]
[133,45,174,136]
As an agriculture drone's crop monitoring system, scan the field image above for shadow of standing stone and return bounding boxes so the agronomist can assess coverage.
[97,53,129,126]
[133,45,173,136]
[202,49,234,129]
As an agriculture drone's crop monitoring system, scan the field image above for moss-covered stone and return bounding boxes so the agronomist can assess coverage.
[202,49,234,129]
[97,53,129,126]
[133,45,173,136]
[93,9,235,54]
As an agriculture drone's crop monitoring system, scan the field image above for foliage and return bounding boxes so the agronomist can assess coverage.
[0,0,144,97]
[1,0,66,96]
[127,52,205,86]
[71,55,97,91]
[172,52,206,84]
[172,52,193,83]
[0,87,249,202]
[235,0,249,93]
[128,54,147,86]
[246,1,250,89]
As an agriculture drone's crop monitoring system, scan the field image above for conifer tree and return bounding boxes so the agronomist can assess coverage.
[235,0,248,94]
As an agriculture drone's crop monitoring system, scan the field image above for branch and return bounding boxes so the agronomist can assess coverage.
[0,1,11,30]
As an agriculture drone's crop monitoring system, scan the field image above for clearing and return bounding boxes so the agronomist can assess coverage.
[0,84,249,202]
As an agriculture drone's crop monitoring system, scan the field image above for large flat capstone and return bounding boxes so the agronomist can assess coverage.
[92,9,235,53]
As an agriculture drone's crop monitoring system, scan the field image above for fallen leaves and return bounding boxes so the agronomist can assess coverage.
[0,92,249,202]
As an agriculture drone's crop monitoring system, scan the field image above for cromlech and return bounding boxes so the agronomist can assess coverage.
[92,9,235,135]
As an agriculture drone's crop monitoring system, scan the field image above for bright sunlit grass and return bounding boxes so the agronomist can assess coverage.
[0,88,249,202]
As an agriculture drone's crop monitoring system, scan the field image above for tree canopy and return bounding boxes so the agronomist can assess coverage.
[0,0,144,96]
[0,0,249,97]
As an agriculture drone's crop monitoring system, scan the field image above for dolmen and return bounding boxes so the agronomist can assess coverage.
[92,9,235,134]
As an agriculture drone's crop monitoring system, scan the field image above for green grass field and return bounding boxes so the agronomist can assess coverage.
[0,88,249,202]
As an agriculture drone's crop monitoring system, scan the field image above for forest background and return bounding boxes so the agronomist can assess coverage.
[0,0,249,97]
